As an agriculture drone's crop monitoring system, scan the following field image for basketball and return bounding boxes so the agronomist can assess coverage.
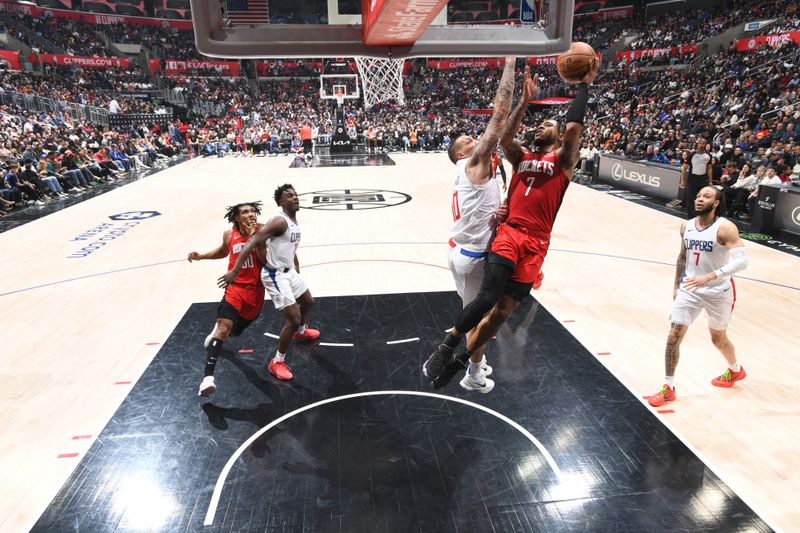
[557,42,597,83]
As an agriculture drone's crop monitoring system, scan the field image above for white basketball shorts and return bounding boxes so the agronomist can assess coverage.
[448,245,488,307]
[261,266,308,310]
[670,285,735,330]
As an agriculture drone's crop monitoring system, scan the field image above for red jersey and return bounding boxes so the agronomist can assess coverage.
[506,149,570,236]
[228,226,262,286]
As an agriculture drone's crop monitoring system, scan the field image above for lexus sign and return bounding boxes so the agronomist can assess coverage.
[611,163,661,187]
[596,154,681,201]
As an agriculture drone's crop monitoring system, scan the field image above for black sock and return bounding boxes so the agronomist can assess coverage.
[204,338,223,377]
[442,333,461,351]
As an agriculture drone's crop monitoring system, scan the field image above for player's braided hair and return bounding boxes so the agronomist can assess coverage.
[274,183,295,206]
[224,201,263,233]
[710,186,727,218]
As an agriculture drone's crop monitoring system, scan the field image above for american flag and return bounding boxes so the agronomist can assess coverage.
[225,0,270,26]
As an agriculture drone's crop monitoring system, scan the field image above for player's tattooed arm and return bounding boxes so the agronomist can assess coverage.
[501,65,539,168]
[673,222,687,298]
[470,57,517,168]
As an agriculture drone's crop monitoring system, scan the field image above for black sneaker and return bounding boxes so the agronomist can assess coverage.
[433,351,469,389]
[422,344,453,381]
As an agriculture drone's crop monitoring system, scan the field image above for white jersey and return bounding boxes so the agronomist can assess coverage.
[450,158,501,253]
[682,217,732,295]
[266,211,301,269]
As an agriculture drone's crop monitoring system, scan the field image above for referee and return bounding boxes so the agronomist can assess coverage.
[680,137,712,218]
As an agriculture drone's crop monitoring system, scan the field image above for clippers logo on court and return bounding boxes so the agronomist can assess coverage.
[611,163,661,187]
[67,211,162,259]
[108,211,161,221]
[299,189,411,211]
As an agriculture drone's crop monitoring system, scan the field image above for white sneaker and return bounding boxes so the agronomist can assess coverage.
[481,359,493,376]
[198,376,216,396]
[459,373,495,393]
[34,200,46,206]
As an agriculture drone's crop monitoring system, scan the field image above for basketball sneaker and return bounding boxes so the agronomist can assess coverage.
[482,358,493,376]
[268,358,294,381]
[423,344,454,381]
[647,384,676,407]
[293,326,320,341]
[459,372,495,394]
[432,351,469,389]
[198,376,216,396]
[711,367,746,388]
[533,271,544,290]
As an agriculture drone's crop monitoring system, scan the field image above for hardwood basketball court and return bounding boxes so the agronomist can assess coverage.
[1,153,797,531]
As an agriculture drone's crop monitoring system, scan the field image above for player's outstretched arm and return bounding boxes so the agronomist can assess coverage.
[558,57,600,178]
[217,217,287,287]
[501,65,539,168]
[467,57,517,178]
[188,230,231,262]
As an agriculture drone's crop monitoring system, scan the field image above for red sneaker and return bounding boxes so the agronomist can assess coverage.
[268,359,294,381]
[533,271,544,290]
[647,384,676,407]
[293,326,320,341]
[711,367,746,388]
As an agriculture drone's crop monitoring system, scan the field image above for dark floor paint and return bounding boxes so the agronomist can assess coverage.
[34,292,770,532]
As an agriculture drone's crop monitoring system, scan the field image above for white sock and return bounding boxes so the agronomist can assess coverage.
[468,360,483,378]
[274,351,285,362]
[729,362,741,372]
[665,376,675,388]
[296,324,306,334]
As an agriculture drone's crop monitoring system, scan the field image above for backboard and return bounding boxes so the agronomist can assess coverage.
[190,0,575,59]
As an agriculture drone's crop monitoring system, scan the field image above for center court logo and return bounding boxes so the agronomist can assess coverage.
[299,189,411,211]
[611,163,661,187]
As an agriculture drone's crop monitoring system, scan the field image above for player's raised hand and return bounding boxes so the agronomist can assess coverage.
[187,251,201,262]
[523,66,539,102]
[581,56,600,85]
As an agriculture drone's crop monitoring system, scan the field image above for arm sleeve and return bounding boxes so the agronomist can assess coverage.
[565,83,589,126]
[714,247,747,278]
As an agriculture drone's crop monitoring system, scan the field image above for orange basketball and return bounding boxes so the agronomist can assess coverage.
[556,42,597,84]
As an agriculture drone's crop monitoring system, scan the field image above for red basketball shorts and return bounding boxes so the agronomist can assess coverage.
[224,283,265,321]
[490,223,549,284]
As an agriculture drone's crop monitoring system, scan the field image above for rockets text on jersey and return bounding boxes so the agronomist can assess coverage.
[506,150,569,236]
[228,226,262,286]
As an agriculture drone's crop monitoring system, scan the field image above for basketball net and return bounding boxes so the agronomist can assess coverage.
[335,90,345,108]
[354,57,405,108]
